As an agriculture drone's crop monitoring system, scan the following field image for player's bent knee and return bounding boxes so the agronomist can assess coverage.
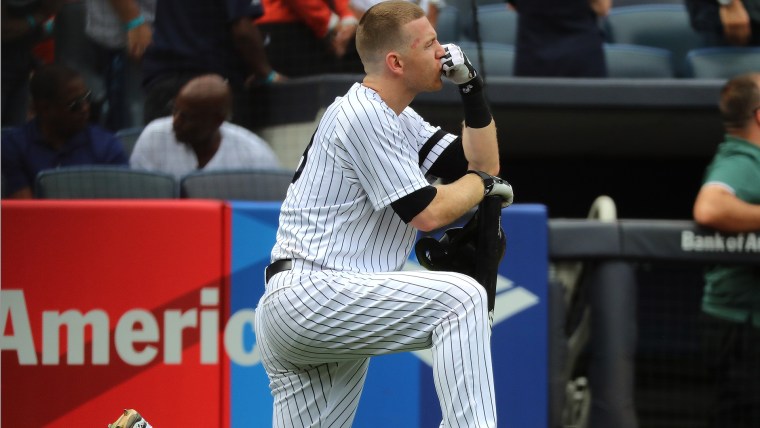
[448,272,489,309]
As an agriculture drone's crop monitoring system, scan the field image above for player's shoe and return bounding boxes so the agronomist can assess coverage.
[108,409,153,428]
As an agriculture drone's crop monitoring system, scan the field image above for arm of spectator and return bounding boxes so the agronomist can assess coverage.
[589,0,612,17]
[230,17,283,85]
[719,0,752,46]
[5,185,33,199]
[1,0,60,41]
[108,0,152,61]
[1,134,34,199]
[329,16,358,58]
[693,184,760,232]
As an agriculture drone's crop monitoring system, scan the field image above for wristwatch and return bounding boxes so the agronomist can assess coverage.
[717,0,732,6]
[466,170,494,196]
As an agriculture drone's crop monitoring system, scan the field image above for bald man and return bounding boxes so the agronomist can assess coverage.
[130,74,280,179]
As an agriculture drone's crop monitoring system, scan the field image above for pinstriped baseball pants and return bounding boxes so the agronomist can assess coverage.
[254,268,497,428]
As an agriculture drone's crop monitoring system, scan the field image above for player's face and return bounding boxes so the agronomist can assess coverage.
[401,17,445,92]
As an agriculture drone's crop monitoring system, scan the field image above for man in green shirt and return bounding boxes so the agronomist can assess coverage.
[693,71,760,428]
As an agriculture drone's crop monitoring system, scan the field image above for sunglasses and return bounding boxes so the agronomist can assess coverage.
[65,90,92,112]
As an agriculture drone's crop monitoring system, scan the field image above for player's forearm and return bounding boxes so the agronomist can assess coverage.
[693,186,760,232]
[411,174,484,231]
[462,120,499,175]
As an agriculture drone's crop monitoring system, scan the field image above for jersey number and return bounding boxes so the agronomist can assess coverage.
[291,131,316,184]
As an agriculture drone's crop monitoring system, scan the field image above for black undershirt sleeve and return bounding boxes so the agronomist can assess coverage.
[391,185,437,223]
[427,137,468,182]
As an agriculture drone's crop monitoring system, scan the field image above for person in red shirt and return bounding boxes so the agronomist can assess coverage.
[255,0,364,76]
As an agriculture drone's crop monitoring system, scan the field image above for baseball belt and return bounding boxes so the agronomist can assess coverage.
[265,259,293,283]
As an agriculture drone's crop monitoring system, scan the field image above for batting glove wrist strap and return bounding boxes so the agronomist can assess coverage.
[467,170,514,207]
[461,85,491,128]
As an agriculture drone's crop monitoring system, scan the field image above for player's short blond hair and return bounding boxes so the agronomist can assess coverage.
[356,1,426,67]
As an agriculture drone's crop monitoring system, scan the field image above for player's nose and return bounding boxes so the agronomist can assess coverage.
[434,42,445,59]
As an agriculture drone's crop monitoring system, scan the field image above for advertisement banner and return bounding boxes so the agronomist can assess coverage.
[1,200,231,427]
[228,202,548,428]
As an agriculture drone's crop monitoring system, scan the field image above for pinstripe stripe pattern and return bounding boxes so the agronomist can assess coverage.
[272,83,456,273]
[256,270,496,427]
[257,83,496,427]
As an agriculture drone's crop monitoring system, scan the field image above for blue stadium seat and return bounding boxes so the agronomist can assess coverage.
[604,44,675,78]
[436,5,462,43]
[686,47,760,79]
[474,4,518,45]
[35,166,177,199]
[180,168,294,201]
[452,0,511,42]
[605,5,702,77]
[115,126,144,157]
[455,41,515,78]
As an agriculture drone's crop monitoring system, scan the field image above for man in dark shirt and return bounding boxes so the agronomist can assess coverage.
[2,64,127,198]
[509,0,611,77]
[141,0,280,129]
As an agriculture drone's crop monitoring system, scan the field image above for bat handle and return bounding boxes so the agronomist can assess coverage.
[475,195,503,312]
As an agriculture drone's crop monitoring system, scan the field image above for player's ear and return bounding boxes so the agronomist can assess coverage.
[386,51,404,75]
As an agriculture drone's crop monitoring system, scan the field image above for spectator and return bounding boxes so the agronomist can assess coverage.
[141,0,281,129]
[692,71,760,428]
[130,74,280,179]
[255,0,364,77]
[508,0,611,77]
[79,0,155,131]
[1,64,128,199]
[2,0,60,127]
[685,0,760,47]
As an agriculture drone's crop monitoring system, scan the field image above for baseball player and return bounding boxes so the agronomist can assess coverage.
[254,2,513,427]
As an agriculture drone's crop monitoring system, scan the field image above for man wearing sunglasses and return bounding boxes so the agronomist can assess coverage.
[1,63,128,199]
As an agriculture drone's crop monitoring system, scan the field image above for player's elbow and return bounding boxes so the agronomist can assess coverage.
[410,209,446,232]
[468,160,499,177]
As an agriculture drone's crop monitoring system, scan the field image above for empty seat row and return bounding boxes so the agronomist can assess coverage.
[454,41,760,79]
[31,165,294,201]
[436,3,760,79]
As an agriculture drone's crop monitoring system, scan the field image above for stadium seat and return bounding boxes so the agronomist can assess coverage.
[686,47,760,79]
[180,168,294,201]
[604,44,675,78]
[115,126,144,157]
[474,4,518,45]
[35,166,177,198]
[452,0,511,42]
[605,5,702,77]
[613,0,683,5]
[455,41,515,78]
[436,5,461,43]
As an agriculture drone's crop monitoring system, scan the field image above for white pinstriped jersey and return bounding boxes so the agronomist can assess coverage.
[271,83,458,272]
